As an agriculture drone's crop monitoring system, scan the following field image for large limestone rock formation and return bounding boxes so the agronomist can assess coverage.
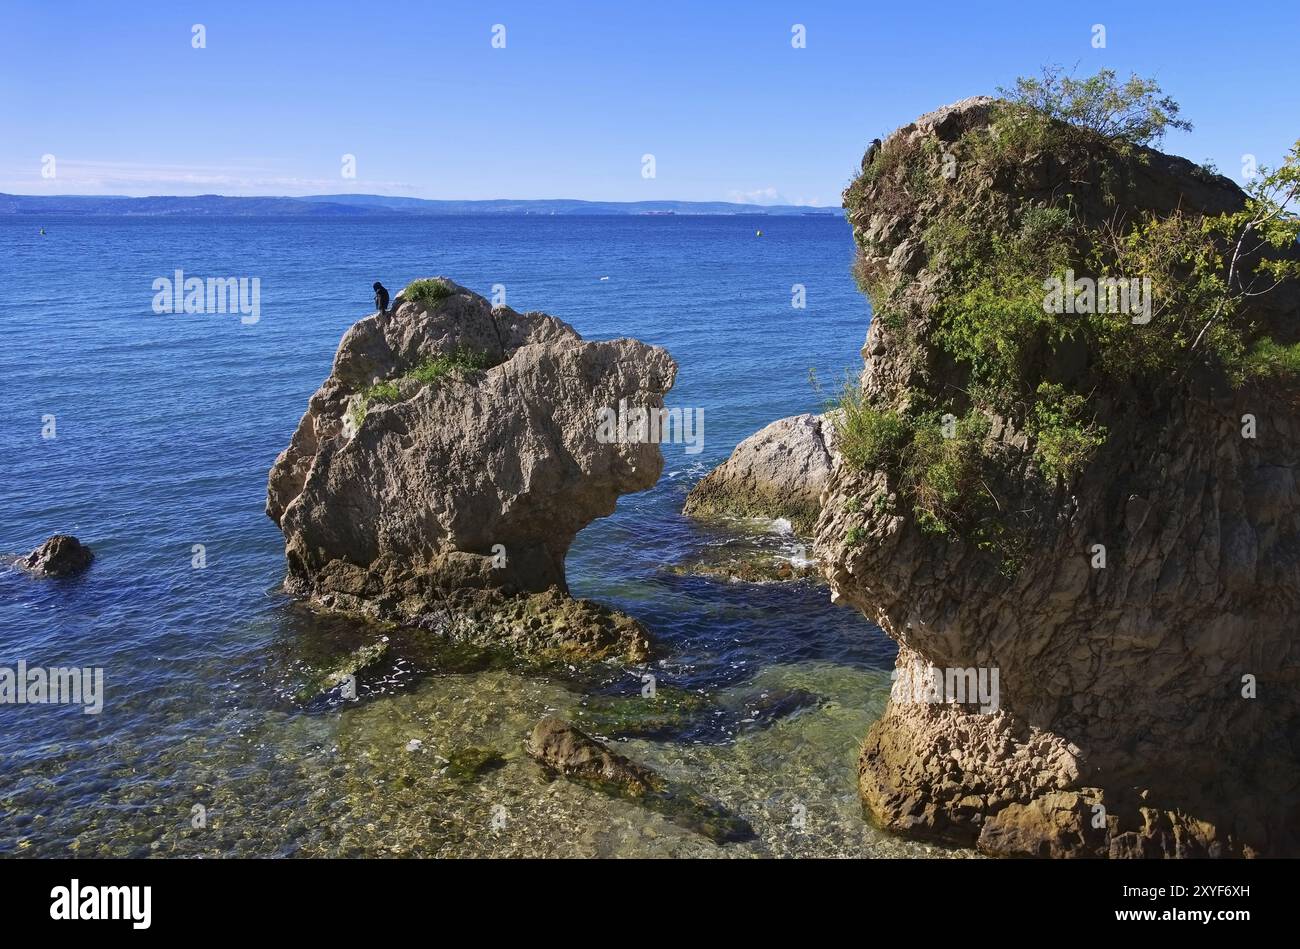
[267,279,675,661]
[820,99,1300,856]
[683,413,834,535]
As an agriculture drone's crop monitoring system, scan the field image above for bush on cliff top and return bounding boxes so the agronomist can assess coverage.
[1000,66,1192,149]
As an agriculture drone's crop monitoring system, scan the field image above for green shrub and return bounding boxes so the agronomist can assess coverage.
[403,278,455,305]
[998,66,1192,149]
[832,391,995,537]
[362,380,401,403]
[407,347,494,384]
[834,381,910,471]
[1027,383,1107,483]
[348,347,494,430]
[904,411,991,535]
[1244,337,1300,379]
[967,103,1063,169]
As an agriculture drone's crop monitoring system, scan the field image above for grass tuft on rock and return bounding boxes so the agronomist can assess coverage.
[349,347,495,429]
[402,278,455,306]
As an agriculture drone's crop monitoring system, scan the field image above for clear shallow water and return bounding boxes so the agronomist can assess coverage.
[0,215,957,857]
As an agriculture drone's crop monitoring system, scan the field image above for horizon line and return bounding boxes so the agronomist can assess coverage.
[0,191,835,207]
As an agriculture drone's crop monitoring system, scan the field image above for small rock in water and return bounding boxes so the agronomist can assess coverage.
[22,534,94,577]
[405,739,423,752]
[525,717,755,844]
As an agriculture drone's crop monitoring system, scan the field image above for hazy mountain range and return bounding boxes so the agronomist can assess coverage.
[0,193,840,217]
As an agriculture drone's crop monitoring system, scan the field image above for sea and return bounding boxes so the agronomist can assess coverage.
[0,214,968,858]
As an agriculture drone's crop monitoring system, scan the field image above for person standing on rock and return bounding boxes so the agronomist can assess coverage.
[373,281,390,314]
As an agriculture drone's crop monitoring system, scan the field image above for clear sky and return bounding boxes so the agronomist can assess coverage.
[2,0,1296,204]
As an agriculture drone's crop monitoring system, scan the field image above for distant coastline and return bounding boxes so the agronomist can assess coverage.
[0,193,841,218]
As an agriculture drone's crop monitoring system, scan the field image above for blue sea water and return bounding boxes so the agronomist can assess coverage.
[0,215,945,858]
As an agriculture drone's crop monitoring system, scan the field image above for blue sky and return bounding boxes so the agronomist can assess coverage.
[2,0,1296,204]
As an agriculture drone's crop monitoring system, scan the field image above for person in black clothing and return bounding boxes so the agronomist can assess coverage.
[373,281,390,313]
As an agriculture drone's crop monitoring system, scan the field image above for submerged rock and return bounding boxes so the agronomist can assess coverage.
[22,535,94,577]
[668,551,819,584]
[293,636,390,703]
[736,687,822,732]
[443,746,505,784]
[525,717,755,843]
[576,686,716,740]
[526,716,661,795]
[577,684,823,744]
[683,413,834,536]
[266,279,674,662]
[447,588,652,663]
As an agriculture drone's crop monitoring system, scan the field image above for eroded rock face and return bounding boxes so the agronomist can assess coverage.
[683,413,834,535]
[822,101,1300,856]
[267,279,675,660]
[22,535,94,577]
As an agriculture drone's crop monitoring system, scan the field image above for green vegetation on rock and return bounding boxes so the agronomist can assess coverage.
[402,278,455,305]
[576,686,714,739]
[349,347,495,428]
[293,637,389,703]
[840,67,1300,562]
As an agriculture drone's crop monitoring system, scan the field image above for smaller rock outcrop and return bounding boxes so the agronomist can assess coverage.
[683,413,833,535]
[526,716,661,795]
[267,278,675,662]
[22,535,94,577]
[526,717,755,843]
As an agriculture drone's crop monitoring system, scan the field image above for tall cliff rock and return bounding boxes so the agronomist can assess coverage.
[267,279,676,661]
[819,98,1300,856]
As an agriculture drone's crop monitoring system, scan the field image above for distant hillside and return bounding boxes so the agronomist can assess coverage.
[0,193,840,217]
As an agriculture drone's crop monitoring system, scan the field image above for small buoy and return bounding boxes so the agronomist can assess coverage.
[755,229,763,237]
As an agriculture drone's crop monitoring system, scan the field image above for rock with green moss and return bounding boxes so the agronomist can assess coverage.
[293,637,389,703]
[443,746,505,784]
[826,91,1300,858]
[668,551,819,585]
[575,685,714,739]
